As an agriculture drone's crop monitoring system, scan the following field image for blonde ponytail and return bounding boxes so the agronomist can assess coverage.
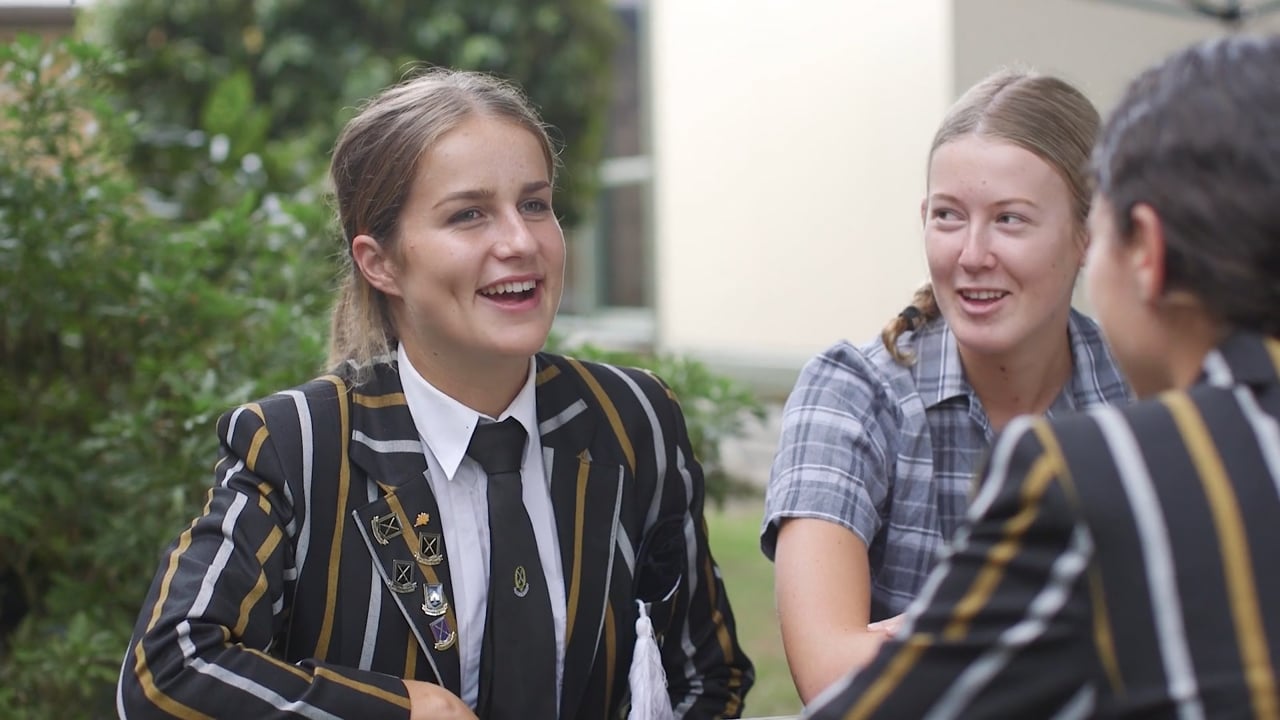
[880,283,941,365]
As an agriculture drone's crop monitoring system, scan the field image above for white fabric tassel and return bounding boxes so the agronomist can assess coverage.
[627,599,675,720]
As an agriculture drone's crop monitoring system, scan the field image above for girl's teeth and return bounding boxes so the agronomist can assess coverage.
[482,280,536,296]
[963,290,1005,300]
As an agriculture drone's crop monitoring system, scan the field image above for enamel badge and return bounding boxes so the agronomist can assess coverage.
[429,617,456,651]
[421,583,449,617]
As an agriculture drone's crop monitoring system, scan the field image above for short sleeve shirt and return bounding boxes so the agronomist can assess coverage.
[761,309,1131,619]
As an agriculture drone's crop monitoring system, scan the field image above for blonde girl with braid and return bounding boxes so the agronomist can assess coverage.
[761,69,1131,703]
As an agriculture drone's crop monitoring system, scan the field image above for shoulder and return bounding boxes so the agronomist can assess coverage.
[538,351,670,403]
[536,352,682,442]
[990,394,1184,502]
[220,363,397,435]
[785,336,917,422]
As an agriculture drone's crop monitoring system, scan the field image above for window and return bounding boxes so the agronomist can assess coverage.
[563,0,652,325]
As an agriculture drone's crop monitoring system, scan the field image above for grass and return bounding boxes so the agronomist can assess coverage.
[706,497,802,718]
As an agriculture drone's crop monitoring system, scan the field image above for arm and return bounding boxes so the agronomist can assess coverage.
[762,347,895,702]
[651,377,755,719]
[774,518,887,703]
[805,418,1095,719]
[118,400,414,719]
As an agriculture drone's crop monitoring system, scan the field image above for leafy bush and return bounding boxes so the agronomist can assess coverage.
[85,0,618,226]
[0,36,332,718]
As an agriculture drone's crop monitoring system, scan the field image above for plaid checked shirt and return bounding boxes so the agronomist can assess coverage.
[761,309,1131,620]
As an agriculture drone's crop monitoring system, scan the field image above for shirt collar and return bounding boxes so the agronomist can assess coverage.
[913,308,1118,410]
[397,344,538,481]
[910,317,967,408]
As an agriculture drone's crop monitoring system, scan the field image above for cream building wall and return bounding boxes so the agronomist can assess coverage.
[649,0,1280,394]
[649,0,951,390]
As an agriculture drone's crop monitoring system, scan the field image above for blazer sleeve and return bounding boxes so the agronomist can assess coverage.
[805,417,1096,720]
[117,399,412,719]
[641,373,755,719]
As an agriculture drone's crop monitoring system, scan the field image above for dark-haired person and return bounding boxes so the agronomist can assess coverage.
[117,69,752,720]
[807,33,1280,719]
[762,69,1130,701]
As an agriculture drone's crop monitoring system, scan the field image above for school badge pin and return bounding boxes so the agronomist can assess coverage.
[414,530,444,566]
[371,513,402,545]
[389,559,417,594]
[513,565,530,598]
[429,617,456,651]
[421,583,449,617]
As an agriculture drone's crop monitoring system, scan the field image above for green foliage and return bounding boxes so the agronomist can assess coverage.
[0,36,333,718]
[546,339,766,505]
[84,0,618,226]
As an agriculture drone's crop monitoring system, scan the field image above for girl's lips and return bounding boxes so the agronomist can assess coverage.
[955,290,1009,316]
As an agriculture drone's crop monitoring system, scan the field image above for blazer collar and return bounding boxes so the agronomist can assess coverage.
[1199,331,1280,391]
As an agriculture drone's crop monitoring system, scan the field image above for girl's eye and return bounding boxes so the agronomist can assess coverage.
[522,198,551,213]
[931,208,960,222]
[449,209,482,224]
[996,213,1025,225]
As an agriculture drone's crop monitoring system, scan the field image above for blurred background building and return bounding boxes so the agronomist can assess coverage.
[4,0,1279,398]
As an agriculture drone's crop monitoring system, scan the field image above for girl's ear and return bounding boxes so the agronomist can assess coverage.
[1125,203,1168,303]
[351,235,402,298]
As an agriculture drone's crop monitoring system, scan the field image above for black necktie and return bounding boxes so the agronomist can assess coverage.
[466,417,557,720]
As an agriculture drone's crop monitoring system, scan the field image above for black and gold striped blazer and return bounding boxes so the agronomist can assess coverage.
[118,353,753,719]
[807,332,1280,719]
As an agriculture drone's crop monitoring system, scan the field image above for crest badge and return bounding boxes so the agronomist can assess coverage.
[415,531,444,566]
[421,583,449,617]
[388,559,417,594]
[371,513,402,545]
[513,565,530,598]
[429,617,457,651]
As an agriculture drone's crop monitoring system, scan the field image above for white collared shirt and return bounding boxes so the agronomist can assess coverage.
[397,345,567,709]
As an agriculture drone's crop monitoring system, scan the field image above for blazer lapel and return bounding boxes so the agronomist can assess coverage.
[536,357,626,720]
[347,364,462,694]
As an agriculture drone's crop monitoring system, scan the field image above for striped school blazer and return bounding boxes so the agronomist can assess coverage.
[807,331,1280,719]
[118,353,753,719]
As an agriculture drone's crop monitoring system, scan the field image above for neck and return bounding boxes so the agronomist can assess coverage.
[401,344,529,418]
[1135,300,1224,398]
[1165,324,1223,391]
[959,327,1074,433]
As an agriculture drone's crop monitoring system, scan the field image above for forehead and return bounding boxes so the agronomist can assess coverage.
[929,135,1068,202]
[415,116,551,183]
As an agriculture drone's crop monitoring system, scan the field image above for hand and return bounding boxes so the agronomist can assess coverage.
[866,613,907,637]
[403,680,478,720]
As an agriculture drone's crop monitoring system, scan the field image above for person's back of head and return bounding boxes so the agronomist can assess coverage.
[1092,34,1280,341]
